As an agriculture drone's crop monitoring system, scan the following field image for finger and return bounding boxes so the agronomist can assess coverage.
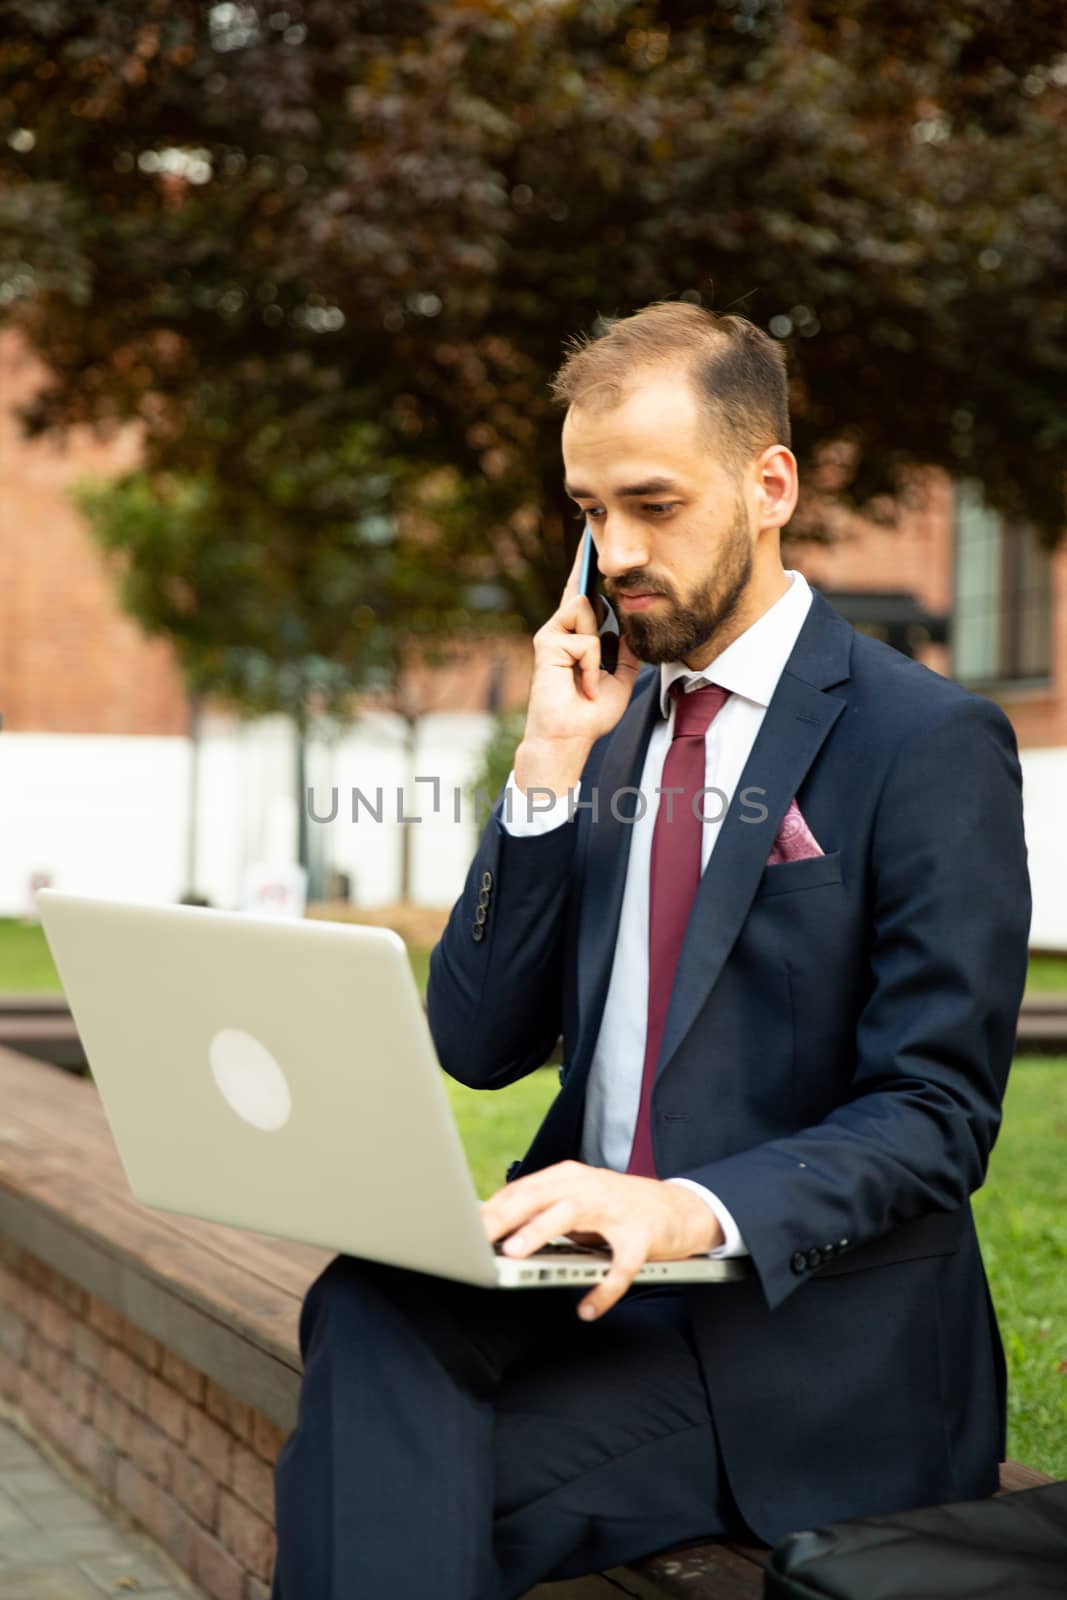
[480,1165,575,1242]
[556,592,598,637]
[543,624,602,702]
[613,631,643,681]
[500,1199,577,1258]
[560,598,602,698]
[561,529,590,604]
[569,632,602,700]
[577,1234,647,1321]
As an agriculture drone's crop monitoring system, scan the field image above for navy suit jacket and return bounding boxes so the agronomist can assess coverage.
[426,589,1031,1542]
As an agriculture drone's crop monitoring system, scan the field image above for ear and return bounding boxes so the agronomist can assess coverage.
[756,444,799,531]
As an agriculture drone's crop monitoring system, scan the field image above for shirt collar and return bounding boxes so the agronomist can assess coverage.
[658,569,814,717]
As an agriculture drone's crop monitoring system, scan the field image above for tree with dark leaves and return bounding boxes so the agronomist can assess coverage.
[1,0,1064,712]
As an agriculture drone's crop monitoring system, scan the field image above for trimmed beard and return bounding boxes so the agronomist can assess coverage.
[608,496,753,666]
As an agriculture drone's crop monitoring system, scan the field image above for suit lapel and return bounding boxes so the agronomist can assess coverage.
[573,588,855,1087]
[657,590,854,1078]
[656,670,844,1077]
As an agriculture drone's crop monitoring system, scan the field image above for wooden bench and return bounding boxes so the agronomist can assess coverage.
[8,986,1067,1067]
[0,992,83,1069]
[0,1045,1053,1600]
[522,1458,1055,1599]
[1014,995,1067,1054]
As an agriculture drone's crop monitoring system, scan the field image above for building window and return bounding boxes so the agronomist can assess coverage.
[952,480,1052,687]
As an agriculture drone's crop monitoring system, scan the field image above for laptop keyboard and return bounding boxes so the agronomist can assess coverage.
[493,1238,611,1259]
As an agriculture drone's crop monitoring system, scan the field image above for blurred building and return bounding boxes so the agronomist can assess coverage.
[786,477,1066,949]
[0,330,519,917]
[1,328,1064,943]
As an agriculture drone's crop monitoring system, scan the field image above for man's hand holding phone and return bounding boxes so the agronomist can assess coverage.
[513,527,641,801]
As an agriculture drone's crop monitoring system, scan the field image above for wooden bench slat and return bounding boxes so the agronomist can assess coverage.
[0,1046,331,1298]
[998,1459,1055,1492]
[0,993,73,1014]
[1,1161,304,1354]
[0,1014,85,1067]
[521,1541,766,1599]
[0,1015,80,1040]
[0,1102,325,1310]
[522,1578,631,1597]
[0,1089,311,1333]
[608,1543,768,1599]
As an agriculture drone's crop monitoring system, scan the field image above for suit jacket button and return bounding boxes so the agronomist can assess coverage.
[791,1251,807,1275]
[477,888,490,908]
[838,1238,850,1251]
[558,1061,570,1087]
[806,1248,822,1269]
[472,923,485,942]
[481,870,494,891]
[820,1244,835,1262]
[474,905,487,925]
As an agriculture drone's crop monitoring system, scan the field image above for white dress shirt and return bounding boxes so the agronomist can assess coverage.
[501,568,815,1256]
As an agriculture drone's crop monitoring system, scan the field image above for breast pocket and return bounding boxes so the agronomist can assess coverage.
[755,849,843,898]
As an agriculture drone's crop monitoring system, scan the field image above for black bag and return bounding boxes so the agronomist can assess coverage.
[764,1481,1067,1599]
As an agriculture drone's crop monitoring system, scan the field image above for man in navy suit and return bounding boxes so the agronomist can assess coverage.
[270,303,1031,1600]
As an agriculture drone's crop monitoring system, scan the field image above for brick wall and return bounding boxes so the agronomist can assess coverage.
[0,1237,283,1600]
[784,472,955,679]
[787,475,1067,749]
[0,330,190,736]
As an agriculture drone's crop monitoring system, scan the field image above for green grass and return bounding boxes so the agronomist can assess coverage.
[974,1057,1067,1479]
[1023,955,1067,995]
[2,918,1064,1473]
[0,918,62,990]
[445,1069,559,1199]
[408,946,431,994]
[0,918,432,997]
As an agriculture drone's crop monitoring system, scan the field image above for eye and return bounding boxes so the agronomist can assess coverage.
[571,506,605,521]
[644,503,677,516]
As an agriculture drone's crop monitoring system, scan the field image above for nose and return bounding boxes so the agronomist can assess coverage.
[594,516,652,583]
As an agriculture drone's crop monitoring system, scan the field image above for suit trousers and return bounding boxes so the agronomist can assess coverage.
[269,1253,746,1600]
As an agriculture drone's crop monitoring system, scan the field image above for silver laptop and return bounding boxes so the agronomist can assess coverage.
[35,890,745,1290]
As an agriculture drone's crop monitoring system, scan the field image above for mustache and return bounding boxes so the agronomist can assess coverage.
[609,575,675,599]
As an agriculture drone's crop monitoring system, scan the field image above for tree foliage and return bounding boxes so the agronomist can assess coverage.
[1,0,1065,710]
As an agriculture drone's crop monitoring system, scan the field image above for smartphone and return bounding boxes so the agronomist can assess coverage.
[578,523,619,674]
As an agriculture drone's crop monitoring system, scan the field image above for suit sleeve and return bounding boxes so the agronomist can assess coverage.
[676,695,1031,1311]
[425,784,578,1090]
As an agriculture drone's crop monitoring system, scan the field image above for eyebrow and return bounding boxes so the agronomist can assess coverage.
[564,476,683,501]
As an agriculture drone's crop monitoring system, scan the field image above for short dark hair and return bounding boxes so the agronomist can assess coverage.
[549,300,790,476]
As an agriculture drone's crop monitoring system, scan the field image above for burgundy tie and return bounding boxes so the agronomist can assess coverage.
[626,678,732,1177]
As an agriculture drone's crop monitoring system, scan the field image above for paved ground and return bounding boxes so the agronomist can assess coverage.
[0,1408,204,1599]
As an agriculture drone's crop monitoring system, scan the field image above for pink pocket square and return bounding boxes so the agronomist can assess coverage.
[767,799,825,865]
